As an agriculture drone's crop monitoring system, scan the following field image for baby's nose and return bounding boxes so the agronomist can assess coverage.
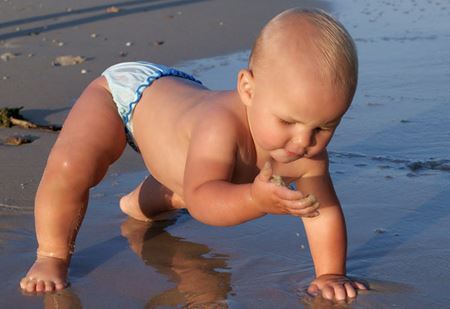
[291,130,313,148]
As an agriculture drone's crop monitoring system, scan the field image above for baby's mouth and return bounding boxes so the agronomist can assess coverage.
[286,150,298,157]
[285,149,305,158]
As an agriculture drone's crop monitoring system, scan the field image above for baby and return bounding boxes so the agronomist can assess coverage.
[20,8,367,301]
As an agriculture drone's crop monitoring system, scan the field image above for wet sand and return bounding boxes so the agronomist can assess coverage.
[1,0,450,308]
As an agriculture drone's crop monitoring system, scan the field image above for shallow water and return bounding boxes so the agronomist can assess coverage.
[1,0,450,308]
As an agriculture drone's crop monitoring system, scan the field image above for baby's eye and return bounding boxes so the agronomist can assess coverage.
[316,126,332,132]
[279,119,294,125]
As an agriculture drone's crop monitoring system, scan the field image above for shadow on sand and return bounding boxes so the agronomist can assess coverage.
[0,0,211,41]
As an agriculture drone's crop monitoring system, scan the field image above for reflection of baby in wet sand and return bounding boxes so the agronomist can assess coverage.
[21,8,367,301]
[121,216,231,308]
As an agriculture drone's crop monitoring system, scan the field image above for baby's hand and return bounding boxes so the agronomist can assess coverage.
[251,161,320,217]
[20,255,68,293]
[308,274,368,301]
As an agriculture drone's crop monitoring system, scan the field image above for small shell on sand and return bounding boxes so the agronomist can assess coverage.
[52,55,85,66]
[5,135,32,145]
[1,52,16,61]
[106,6,120,13]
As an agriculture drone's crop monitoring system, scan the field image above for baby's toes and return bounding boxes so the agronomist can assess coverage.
[36,280,46,292]
[25,279,37,293]
[54,279,67,290]
[44,280,56,292]
[19,277,28,290]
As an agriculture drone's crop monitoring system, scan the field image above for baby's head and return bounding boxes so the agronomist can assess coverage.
[238,8,358,161]
[248,8,358,100]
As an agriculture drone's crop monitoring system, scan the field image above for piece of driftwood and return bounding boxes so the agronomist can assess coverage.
[0,107,61,131]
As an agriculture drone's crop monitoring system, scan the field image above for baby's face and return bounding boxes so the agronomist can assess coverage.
[246,61,350,163]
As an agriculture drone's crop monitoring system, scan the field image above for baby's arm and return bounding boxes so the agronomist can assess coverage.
[183,111,262,225]
[183,111,317,226]
[295,151,367,301]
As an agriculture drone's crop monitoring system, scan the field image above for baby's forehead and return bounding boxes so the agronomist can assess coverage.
[255,19,326,73]
[250,9,358,100]
[255,48,324,87]
[255,60,348,110]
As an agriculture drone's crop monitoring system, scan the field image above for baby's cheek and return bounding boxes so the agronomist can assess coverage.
[255,126,285,149]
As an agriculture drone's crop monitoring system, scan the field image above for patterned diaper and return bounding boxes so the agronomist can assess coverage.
[102,61,202,151]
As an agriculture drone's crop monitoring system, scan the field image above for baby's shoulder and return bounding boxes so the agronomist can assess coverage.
[195,100,243,133]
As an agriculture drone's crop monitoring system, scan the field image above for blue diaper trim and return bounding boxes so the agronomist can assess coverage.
[122,62,202,125]
[102,61,202,152]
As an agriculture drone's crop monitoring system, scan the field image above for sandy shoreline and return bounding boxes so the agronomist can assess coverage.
[0,0,326,210]
[2,0,450,308]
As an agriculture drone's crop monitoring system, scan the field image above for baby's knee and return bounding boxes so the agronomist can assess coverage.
[46,146,106,188]
[170,193,186,209]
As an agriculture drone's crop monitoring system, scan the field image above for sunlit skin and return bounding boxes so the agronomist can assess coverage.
[21,9,367,302]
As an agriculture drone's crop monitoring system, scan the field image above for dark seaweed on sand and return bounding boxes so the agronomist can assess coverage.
[0,107,24,128]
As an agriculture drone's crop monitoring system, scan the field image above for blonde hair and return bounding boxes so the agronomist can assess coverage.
[249,8,358,98]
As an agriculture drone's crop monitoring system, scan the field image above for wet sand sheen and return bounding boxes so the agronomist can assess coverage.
[2,0,450,308]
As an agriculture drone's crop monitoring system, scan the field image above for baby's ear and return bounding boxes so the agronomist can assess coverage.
[237,69,255,106]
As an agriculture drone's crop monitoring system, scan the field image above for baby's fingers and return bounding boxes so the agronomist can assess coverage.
[290,206,320,218]
[344,282,357,298]
[353,280,368,290]
[332,284,348,301]
[285,199,320,215]
[300,194,318,206]
[274,186,304,200]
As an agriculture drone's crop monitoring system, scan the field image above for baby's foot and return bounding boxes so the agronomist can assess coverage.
[119,192,151,222]
[20,256,68,293]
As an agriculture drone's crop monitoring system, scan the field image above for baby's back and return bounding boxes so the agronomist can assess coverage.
[131,76,212,196]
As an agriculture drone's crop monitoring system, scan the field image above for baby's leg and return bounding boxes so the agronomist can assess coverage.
[20,77,127,293]
[120,175,185,222]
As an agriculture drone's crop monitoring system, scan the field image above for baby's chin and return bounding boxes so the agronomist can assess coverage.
[270,151,304,163]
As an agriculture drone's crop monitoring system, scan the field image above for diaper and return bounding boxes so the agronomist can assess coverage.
[102,61,202,152]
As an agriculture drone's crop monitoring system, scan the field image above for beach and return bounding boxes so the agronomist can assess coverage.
[1,0,450,308]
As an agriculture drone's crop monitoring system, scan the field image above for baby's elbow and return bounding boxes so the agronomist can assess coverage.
[184,202,237,227]
[183,185,243,227]
[185,204,227,227]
